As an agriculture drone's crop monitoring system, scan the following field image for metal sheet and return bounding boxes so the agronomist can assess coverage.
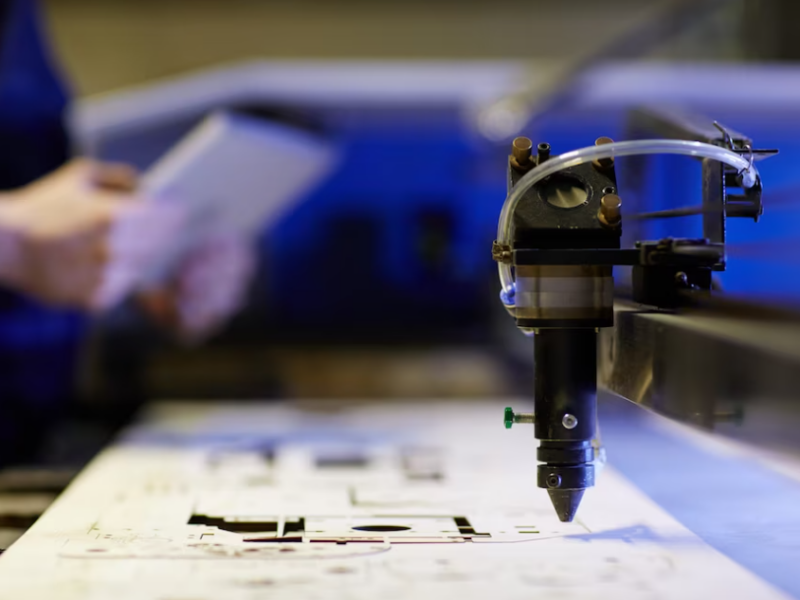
[0,401,790,600]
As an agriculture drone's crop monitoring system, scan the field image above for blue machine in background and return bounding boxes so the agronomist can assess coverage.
[76,62,800,345]
[90,101,505,342]
[263,105,501,343]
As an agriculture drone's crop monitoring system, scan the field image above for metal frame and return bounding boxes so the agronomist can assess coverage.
[599,298,800,453]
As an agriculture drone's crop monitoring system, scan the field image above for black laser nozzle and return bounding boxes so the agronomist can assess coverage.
[547,488,586,523]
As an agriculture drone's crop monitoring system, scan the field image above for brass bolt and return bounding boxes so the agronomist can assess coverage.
[511,137,534,171]
[492,240,512,263]
[598,193,622,227]
[593,136,614,169]
[512,137,532,163]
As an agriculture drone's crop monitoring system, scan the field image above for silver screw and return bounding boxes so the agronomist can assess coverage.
[562,414,578,429]
[514,413,536,424]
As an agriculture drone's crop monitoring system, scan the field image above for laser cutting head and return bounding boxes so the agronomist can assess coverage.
[497,136,622,522]
[494,120,773,522]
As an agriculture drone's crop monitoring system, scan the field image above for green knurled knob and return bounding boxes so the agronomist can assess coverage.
[504,407,515,429]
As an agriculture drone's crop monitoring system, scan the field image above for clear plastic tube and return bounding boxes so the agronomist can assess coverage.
[497,139,760,296]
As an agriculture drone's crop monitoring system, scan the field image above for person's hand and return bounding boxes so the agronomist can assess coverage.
[0,157,254,334]
[0,159,148,309]
[137,233,256,343]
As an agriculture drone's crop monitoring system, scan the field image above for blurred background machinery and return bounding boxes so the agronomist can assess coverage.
[72,61,800,403]
[18,0,799,441]
[42,0,785,97]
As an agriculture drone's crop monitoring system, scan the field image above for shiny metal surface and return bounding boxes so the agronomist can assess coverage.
[598,300,800,454]
[515,266,613,320]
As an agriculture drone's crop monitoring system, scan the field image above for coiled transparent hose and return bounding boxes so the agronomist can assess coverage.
[498,139,760,303]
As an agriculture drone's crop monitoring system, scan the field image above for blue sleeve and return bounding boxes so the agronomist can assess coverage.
[0,0,86,462]
[0,0,71,187]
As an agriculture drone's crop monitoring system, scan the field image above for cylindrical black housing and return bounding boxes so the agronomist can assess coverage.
[533,327,597,520]
[534,329,597,442]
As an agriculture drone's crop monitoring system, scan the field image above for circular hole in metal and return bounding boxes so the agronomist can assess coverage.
[603,186,615,195]
[352,525,411,532]
[542,176,588,209]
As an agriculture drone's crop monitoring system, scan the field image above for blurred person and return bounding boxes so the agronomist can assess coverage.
[0,0,255,463]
